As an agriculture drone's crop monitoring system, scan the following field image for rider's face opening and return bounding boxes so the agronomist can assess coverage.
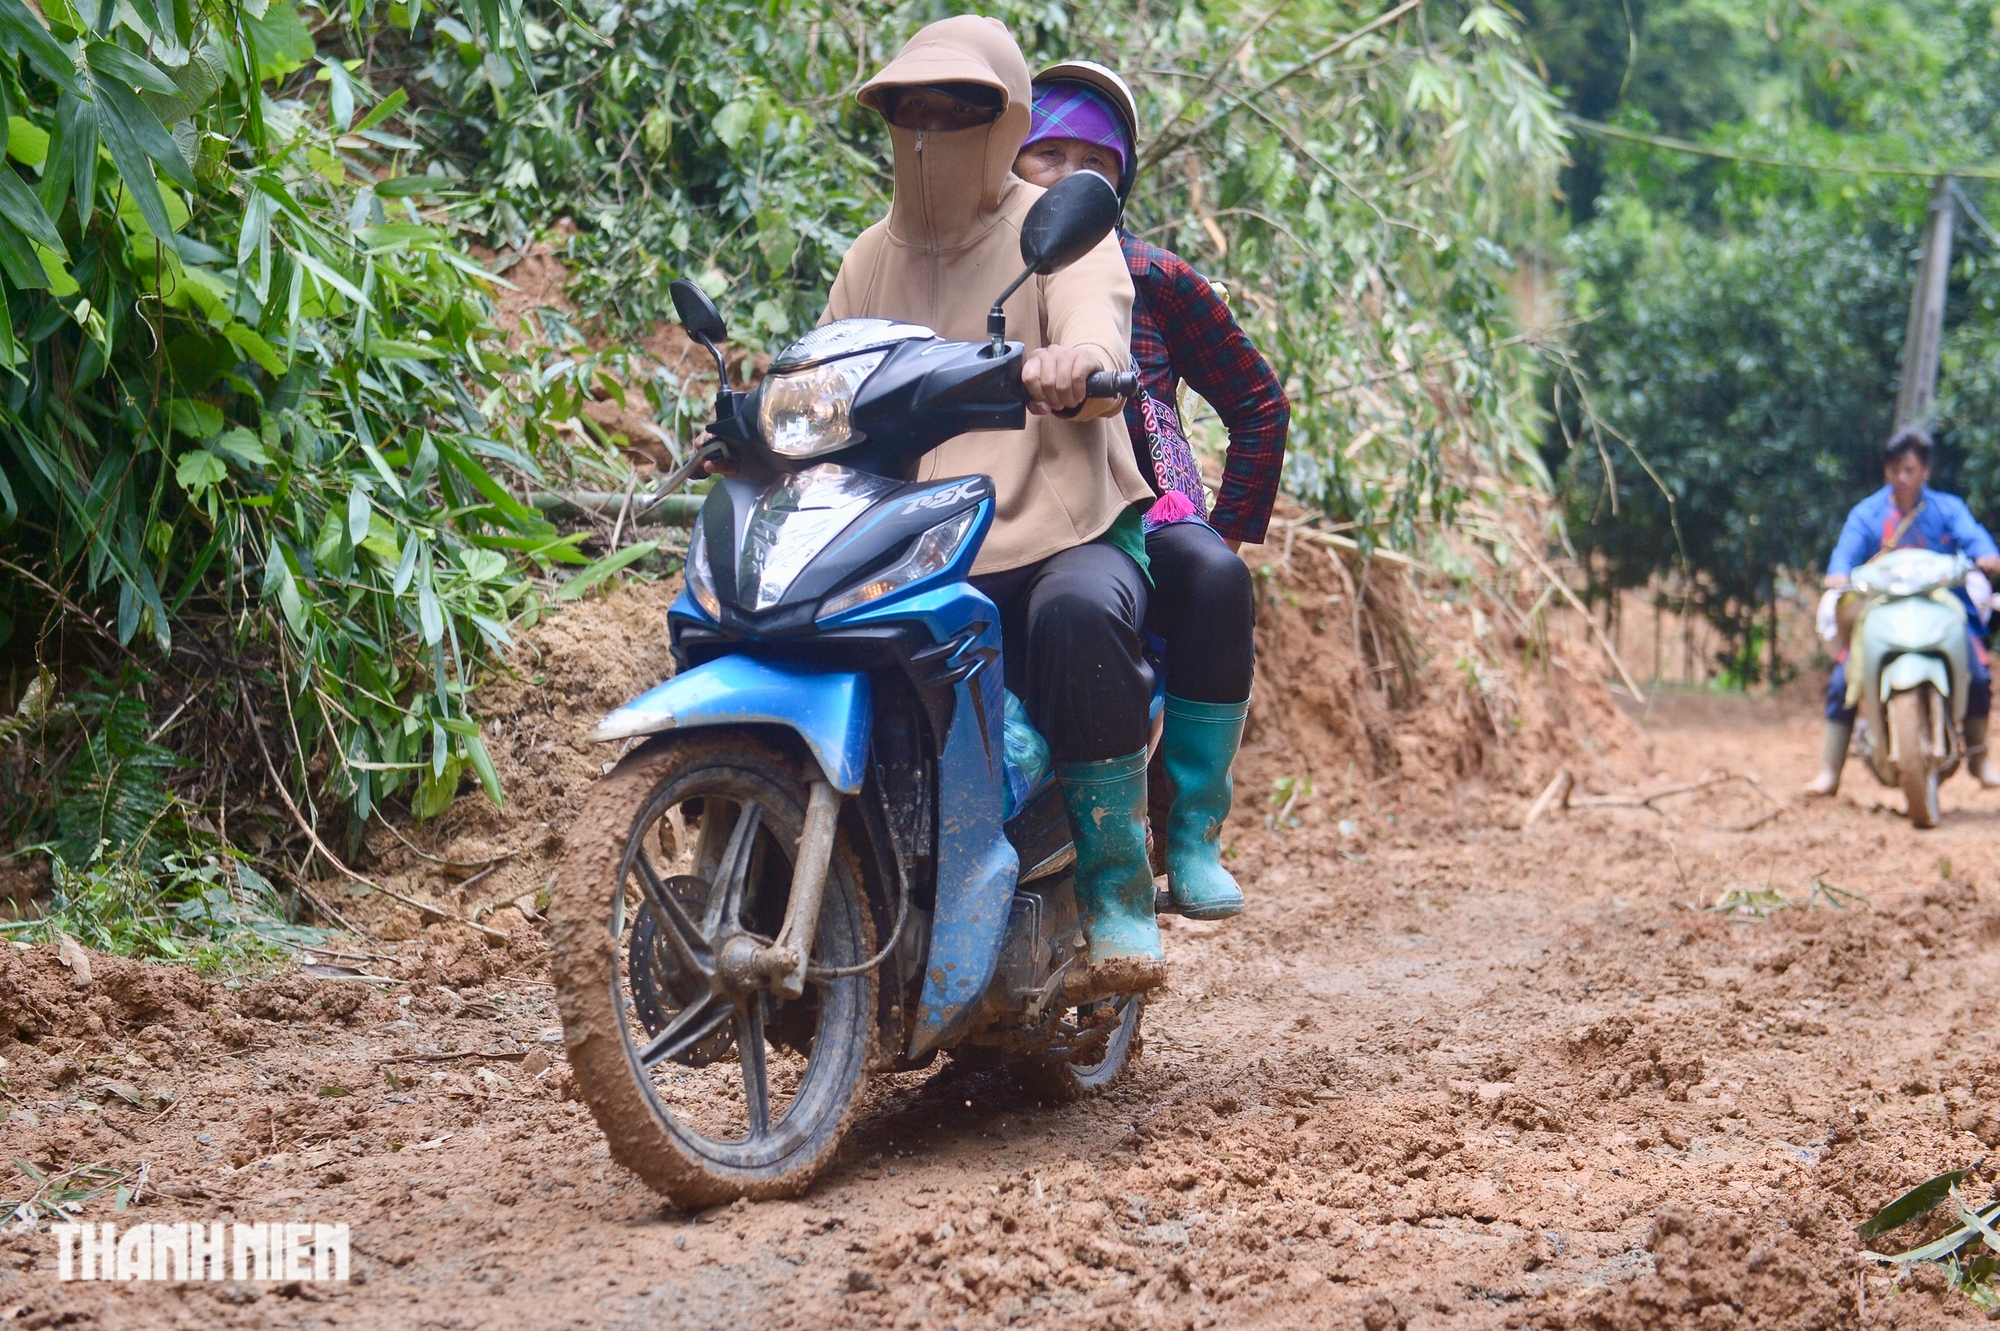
[883,85,1002,132]
[1013,137,1121,191]
[1885,451,1931,511]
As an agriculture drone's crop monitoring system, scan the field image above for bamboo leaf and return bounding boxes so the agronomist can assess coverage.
[0,0,82,94]
[391,536,420,594]
[556,541,657,600]
[416,578,443,644]
[1859,1170,1968,1238]
[364,336,445,360]
[0,218,49,290]
[347,483,370,544]
[86,41,181,96]
[0,169,63,259]
[463,730,501,803]
[435,438,550,533]
[262,539,307,636]
[319,56,356,130]
[350,86,407,133]
[292,250,369,307]
[92,96,180,243]
[7,118,47,167]
[222,322,285,374]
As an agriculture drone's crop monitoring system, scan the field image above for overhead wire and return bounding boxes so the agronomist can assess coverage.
[1564,115,2000,182]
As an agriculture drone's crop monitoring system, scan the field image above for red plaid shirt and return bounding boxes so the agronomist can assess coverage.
[1120,234,1289,545]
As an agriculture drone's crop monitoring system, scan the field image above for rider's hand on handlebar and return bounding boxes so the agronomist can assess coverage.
[692,432,739,477]
[1024,345,1119,421]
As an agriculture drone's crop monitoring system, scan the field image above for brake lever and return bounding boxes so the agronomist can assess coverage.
[632,439,727,519]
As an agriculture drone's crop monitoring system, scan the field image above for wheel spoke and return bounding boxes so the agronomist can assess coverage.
[701,801,764,936]
[637,991,731,1069]
[735,994,771,1138]
[632,854,711,976]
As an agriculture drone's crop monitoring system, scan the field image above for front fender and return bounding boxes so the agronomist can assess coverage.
[587,656,871,794]
[1880,651,1951,702]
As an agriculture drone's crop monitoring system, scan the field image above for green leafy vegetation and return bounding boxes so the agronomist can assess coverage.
[0,0,1578,954]
[2,851,328,973]
[430,0,1568,548]
[1531,0,2000,677]
[0,0,653,921]
[1861,1172,2000,1307]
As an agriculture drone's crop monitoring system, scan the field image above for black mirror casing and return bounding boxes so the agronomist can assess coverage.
[671,278,729,342]
[1018,170,1121,275]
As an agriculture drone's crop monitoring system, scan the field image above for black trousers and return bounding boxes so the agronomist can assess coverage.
[1145,521,1255,703]
[973,540,1151,765]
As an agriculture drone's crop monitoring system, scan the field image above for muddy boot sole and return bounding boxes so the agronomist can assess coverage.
[1064,954,1167,1002]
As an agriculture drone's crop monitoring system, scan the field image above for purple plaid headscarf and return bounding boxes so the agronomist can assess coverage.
[1024,82,1130,177]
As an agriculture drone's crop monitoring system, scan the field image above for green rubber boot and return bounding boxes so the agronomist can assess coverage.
[1162,696,1249,920]
[1057,747,1165,998]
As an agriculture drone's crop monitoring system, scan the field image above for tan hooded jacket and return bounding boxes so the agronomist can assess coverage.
[824,15,1153,575]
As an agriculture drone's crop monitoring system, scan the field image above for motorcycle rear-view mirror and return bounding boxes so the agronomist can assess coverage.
[986,170,1121,352]
[672,276,733,391]
[1019,170,1120,274]
[671,278,728,343]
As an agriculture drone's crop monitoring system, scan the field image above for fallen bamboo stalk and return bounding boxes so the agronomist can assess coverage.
[1522,767,1574,826]
[1520,544,1648,704]
[1569,771,1772,812]
[1293,527,1430,571]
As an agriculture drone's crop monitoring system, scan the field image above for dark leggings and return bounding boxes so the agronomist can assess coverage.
[973,541,1152,765]
[1145,521,1255,703]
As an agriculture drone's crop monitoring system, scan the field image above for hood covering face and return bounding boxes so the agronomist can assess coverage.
[827,18,1151,575]
[858,16,1032,252]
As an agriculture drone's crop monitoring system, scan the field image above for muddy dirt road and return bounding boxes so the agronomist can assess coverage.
[10,689,2000,1328]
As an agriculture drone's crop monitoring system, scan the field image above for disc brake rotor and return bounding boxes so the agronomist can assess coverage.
[629,873,735,1067]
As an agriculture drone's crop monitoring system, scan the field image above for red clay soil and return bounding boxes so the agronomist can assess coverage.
[5,559,2000,1329]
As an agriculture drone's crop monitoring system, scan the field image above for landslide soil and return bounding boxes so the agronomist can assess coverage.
[10,566,2000,1328]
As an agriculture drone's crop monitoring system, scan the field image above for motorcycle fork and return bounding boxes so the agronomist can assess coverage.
[769,781,841,1000]
[700,779,842,1003]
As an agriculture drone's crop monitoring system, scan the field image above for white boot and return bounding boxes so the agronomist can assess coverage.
[1966,714,2000,789]
[1802,719,1852,797]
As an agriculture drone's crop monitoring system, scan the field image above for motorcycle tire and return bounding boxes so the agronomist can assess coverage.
[1890,688,1943,829]
[549,732,879,1207]
[1013,994,1144,1103]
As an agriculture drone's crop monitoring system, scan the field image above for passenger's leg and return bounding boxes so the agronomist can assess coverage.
[1963,642,1998,787]
[1804,660,1854,796]
[1145,524,1252,918]
[1015,542,1162,995]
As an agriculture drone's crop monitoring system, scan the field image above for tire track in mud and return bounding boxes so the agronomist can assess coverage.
[7,693,2000,1328]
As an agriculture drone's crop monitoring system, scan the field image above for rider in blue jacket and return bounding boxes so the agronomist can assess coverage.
[1807,425,2000,794]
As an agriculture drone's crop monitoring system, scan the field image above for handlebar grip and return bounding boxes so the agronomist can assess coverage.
[1085,370,1139,399]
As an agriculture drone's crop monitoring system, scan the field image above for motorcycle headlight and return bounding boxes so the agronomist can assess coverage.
[683,523,721,618]
[818,508,980,619]
[757,351,888,458]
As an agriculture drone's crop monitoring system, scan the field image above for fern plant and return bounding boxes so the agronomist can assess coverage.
[53,689,178,868]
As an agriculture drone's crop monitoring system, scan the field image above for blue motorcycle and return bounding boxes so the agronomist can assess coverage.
[549,173,1152,1206]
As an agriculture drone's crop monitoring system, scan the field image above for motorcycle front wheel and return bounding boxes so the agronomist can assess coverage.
[549,732,879,1207]
[1890,687,1944,829]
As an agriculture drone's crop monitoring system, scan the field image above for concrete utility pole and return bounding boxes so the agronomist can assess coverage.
[1895,176,1956,429]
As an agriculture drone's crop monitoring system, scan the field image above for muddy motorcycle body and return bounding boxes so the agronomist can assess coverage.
[1847,548,1972,828]
[549,174,1148,1207]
